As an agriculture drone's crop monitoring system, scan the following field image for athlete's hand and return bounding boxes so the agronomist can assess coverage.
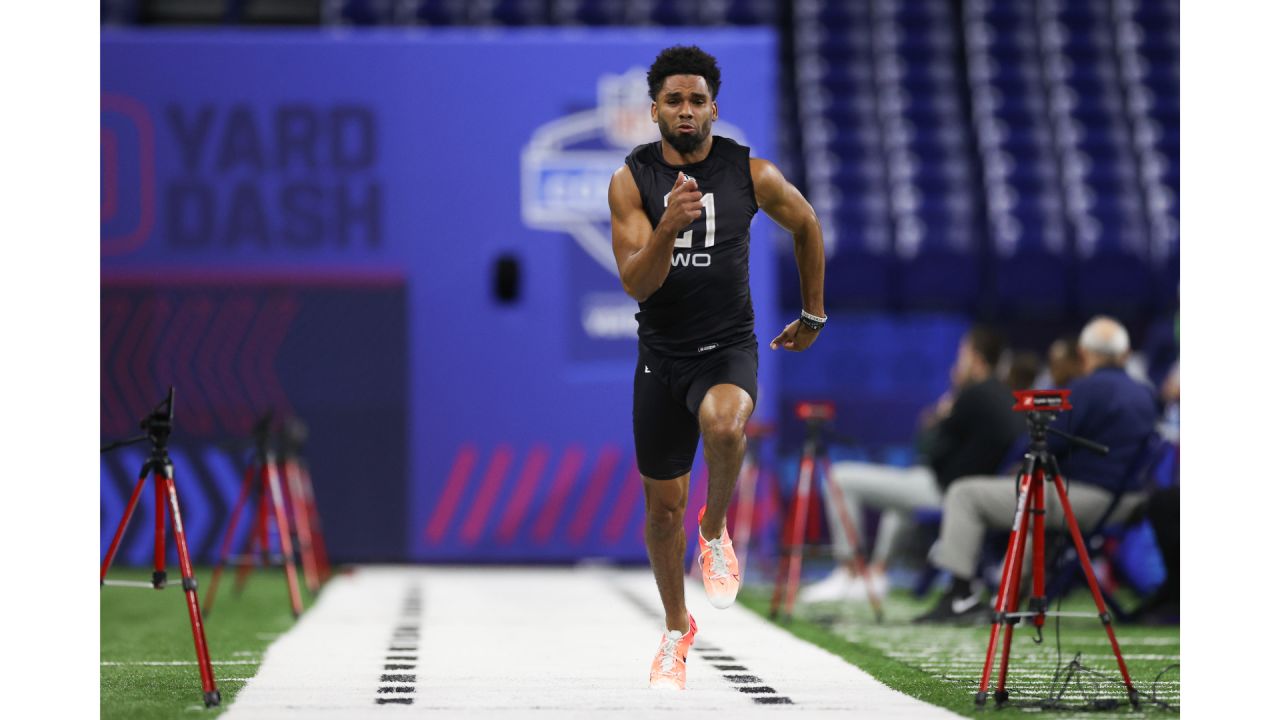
[769,320,820,352]
[659,172,703,233]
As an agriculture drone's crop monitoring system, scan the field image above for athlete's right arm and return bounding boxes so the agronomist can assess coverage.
[609,167,703,303]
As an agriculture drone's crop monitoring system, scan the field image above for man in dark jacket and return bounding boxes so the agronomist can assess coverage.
[914,316,1160,623]
[800,325,1022,603]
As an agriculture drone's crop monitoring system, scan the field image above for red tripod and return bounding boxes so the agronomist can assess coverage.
[688,420,772,579]
[727,420,773,572]
[975,390,1139,708]
[278,417,330,593]
[204,415,304,618]
[100,389,220,707]
[769,401,883,622]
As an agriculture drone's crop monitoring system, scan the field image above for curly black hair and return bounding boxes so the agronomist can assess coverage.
[647,45,721,100]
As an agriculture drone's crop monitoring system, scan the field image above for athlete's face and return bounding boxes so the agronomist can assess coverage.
[652,74,717,155]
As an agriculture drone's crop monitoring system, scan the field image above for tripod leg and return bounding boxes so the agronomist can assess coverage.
[768,485,795,619]
[1050,472,1140,707]
[284,459,320,593]
[1030,474,1048,637]
[205,464,256,616]
[101,467,151,584]
[154,468,168,588]
[771,446,814,619]
[235,464,269,595]
[266,459,305,617]
[300,464,331,582]
[732,446,759,572]
[782,446,818,619]
[157,463,221,707]
[977,465,1033,706]
[995,469,1038,704]
[819,454,884,622]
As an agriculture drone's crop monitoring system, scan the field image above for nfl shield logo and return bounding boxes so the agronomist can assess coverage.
[600,68,659,149]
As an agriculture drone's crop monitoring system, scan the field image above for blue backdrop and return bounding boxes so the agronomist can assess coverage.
[101,29,778,563]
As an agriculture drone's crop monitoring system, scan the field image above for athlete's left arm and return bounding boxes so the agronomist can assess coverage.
[751,158,825,352]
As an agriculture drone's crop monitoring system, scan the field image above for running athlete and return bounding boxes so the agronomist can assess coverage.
[607,46,827,690]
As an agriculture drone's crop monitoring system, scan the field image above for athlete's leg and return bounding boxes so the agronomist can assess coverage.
[644,472,691,633]
[697,384,754,540]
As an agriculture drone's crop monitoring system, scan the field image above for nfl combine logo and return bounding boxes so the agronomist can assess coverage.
[600,69,658,149]
[520,68,746,276]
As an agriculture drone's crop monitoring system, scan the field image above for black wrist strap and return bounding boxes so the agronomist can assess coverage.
[799,315,825,331]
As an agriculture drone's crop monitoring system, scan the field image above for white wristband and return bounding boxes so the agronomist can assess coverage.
[801,310,828,324]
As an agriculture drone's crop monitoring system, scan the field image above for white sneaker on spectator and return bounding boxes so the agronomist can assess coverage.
[797,566,854,603]
[843,571,889,602]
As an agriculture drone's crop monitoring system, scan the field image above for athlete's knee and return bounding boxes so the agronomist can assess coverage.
[700,415,746,453]
[644,477,687,531]
[645,495,686,531]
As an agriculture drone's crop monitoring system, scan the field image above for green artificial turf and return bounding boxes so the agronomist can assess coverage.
[739,582,1179,718]
[100,566,312,719]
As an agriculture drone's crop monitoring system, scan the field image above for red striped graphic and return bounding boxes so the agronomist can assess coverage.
[135,298,172,412]
[531,445,586,543]
[169,296,216,436]
[250,294,300,419]
[205,296,256,433]
[100,296,133,436]
[568,445,622,543]
[603,464,643,544]
[112,295,153,421]
[425,444,478,544]
[495,444,550,543]
[459,444,515,544]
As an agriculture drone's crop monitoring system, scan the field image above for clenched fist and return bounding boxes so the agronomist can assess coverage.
[660,172,703,233]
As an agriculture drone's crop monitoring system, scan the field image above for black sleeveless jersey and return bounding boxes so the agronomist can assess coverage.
[624,136,759,357]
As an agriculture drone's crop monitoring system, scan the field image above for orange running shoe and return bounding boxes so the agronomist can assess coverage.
[697,506,741,609]
[649,613,697,690]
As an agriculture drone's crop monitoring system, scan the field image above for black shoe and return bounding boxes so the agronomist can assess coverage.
[912,588,989,625]
[1133,592,1180,626]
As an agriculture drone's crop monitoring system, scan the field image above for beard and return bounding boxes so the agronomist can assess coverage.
[660,118,710,155]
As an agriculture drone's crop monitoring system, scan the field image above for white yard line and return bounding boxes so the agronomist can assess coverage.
[224,566,964,718]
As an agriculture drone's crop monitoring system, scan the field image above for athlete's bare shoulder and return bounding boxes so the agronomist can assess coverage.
[609,165,642,214]
[749,157,788,205]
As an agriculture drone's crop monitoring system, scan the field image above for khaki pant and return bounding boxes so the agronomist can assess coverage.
[928,474,1146,580]
[823,462,942,565]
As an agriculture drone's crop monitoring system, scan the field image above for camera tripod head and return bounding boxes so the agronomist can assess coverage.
[251,412,276,458]
[101,387,177,455]
[1012,390,1108,457]
[141,387,176,449]
[280,416,309,457]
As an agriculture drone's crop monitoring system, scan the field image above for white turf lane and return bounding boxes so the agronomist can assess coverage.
[225,566,961,718]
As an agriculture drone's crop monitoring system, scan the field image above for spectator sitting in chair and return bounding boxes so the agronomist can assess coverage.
[913,316,1160,623]
[798,325,1023,603]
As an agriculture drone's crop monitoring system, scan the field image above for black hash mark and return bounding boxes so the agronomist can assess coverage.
[381,674,415,683]
[384,664,415,670]
[377,686,415,694]
[754,697,794,704]
[736,686,776,694]
[724,674,762,684]
[702,655,736,661]
[713,664,747,671]
[376,698,413,705]
[385,656,417,661]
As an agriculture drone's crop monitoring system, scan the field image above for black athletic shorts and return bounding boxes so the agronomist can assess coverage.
[632,339,758,480]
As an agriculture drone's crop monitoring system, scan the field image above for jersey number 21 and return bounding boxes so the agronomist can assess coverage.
[662,192,717,249]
